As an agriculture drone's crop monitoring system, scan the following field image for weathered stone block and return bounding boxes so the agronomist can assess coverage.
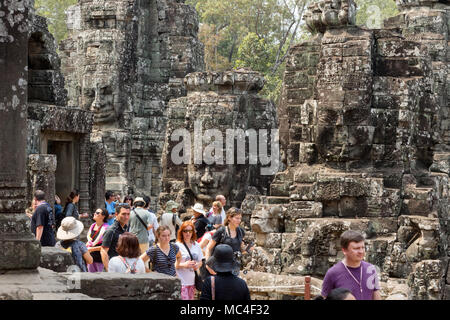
[407,259,446,300]
[255,233,283,248]
[40,247,74,273]
[65,272,181,300]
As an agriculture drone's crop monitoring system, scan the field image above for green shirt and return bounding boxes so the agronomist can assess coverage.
[129,207,152,244]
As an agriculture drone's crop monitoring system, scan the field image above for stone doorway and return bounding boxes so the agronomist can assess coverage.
[42,133,80,204]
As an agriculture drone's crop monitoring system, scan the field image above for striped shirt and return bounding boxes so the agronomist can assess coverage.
[146,244,179,277]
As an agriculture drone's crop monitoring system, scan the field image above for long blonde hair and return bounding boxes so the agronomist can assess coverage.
[212,201,222,211]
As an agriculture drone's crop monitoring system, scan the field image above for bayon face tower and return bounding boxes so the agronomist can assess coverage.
[243,0,449,300]
[160,69,278,213]
[60,0,205,208]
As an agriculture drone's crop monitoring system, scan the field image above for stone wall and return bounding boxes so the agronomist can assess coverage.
[28,15,67,106]
[243,0,450,300]
[66,272,181,300]
[26,9,94,214]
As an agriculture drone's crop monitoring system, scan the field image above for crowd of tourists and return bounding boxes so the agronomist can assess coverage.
[29,189,381,300]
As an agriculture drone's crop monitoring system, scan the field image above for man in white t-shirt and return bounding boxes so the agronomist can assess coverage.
[160,200,182,242]
[143,196,159,246]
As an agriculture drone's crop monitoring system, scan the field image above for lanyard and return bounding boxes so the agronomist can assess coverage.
[342,261,363,294]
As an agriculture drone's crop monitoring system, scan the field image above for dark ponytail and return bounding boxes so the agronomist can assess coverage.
[66,189,80,205]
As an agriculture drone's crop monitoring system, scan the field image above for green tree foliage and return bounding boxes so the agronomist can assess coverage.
[234,33,285,101]
[188,0,308,103]
[34,0,77,45]
[355,0,398,29]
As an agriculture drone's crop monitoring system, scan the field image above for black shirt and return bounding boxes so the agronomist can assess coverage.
[200,273,251,300]
[212,226,245,253]
[102,220,128,259]
[194,215,210,239]
[31,202,56,247]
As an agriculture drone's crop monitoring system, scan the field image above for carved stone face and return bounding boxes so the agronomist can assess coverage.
[187,163,235,203]
[80,37,122,126]
[81,75,118,125]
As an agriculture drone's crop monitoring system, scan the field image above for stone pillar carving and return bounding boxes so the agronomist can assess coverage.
[0,0,41,270]
[27,154,57,213]
[79,134,90,213]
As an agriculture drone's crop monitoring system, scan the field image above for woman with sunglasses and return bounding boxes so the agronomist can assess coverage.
[123,195,134,209]
[86,208,109,272]
[175,221,204,300]
[140,226,182,276]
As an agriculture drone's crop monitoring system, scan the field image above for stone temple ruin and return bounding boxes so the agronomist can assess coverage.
[0,0,203,300]
[0,0,449,300]
[240,0,450,300]
[159,69,278,215]
[59,0,204,210]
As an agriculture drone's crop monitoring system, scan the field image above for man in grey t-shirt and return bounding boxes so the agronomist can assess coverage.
[128,197,153,254]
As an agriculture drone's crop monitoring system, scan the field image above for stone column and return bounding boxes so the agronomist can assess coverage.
[79,134,90,214]
[0,0,41,270]
[28,154,57,214]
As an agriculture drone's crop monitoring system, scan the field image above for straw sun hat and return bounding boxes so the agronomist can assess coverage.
[57,216,84,240]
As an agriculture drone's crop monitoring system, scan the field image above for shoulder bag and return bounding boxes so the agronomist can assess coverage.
[183,242,203,291]
[211,276,216,300]
[133,209,148,230]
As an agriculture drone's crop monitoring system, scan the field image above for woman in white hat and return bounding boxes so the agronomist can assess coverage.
[191,203,209,240]
[56,216,93,272]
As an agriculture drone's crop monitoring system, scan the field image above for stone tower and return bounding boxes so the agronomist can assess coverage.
[60,0,205,209]
[160,69,278,214]
[244,0,449,299]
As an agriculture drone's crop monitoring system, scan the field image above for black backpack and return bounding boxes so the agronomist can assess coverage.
[172,213,179,235]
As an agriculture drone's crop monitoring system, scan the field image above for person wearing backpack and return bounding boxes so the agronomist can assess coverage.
[56,217,93,272]
[31,190,56,247]
[143,196,159,247]
[175,221,204,300]
[204,207,253,276]
[128,197,154,254]
[191,203,209,239]
[160,200,182,243]
[108,232,145,274]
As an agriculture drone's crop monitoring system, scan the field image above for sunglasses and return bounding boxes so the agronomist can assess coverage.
[94,211,102,215]
[182,229,193,233]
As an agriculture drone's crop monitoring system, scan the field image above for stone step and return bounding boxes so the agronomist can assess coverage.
[400,199,435,216]
[266,196,290,204]
[32,293,102,300]
[270,183,290,197]
[294,217,398,237]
